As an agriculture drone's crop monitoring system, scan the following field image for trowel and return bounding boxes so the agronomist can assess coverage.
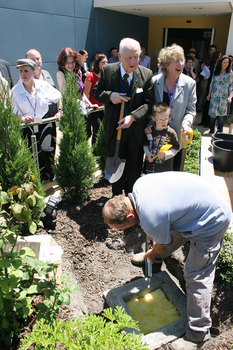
[145,239,153,286]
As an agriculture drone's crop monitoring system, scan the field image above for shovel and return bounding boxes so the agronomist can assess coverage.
[179,129,193,171]
[105,99,129,183]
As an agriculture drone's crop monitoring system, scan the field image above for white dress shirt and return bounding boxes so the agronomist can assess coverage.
[11,79,61,123]
[120,63,133,86]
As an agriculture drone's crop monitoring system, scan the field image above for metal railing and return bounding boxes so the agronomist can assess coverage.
[22,106,105,180]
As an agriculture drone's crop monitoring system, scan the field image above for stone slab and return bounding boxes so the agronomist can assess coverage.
[3,241,40,259]
[103,271,187,350]
[17,234,62,279]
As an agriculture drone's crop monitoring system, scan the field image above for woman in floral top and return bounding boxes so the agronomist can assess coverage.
[207,55,232,134]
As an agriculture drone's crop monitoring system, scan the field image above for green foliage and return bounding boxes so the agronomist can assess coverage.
[0,83,44,198]
[216,230,233,286]
[19,306,148,350]
[0,183,80,346]
[184,128,201,174]
[94,121,108,177]
[54,73,96,202]
[0,84,45,228]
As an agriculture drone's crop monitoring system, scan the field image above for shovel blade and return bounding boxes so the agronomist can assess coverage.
[105,156,126,183]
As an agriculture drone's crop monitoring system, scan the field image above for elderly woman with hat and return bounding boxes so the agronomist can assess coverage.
[11,58,62,181]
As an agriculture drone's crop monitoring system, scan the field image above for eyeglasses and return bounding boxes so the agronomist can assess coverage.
[155,118,171,123]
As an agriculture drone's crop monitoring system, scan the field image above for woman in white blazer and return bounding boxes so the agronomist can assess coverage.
[152,44,196,170]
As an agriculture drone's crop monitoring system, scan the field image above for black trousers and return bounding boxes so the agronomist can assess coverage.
[90,110,104,146]
[107,129,143,196]
[23,104,57,181]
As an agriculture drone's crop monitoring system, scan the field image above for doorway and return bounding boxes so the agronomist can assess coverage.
[164,28,215,60]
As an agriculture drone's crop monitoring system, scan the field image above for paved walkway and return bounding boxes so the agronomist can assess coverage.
[194,112,233,212]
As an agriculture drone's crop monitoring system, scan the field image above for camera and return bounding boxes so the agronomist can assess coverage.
[42,196,60,230]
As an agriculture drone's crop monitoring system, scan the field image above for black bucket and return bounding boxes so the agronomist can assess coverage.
[212,132,233,144]
[212,140,233,172]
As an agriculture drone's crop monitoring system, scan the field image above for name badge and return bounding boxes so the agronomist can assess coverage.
[147,133,153,141]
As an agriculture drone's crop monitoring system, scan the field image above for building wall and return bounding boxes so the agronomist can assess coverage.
[0,1,148,86]
[148,16,231,73]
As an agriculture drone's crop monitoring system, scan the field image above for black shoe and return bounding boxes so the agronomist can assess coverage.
[49,173,55,181]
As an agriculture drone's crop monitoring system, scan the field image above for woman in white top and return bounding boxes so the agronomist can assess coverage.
[12,59,61,124]
[11,58,62,181]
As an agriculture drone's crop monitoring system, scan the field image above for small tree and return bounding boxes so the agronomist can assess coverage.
[0,83,45,221]
[94,121,108,178]
[54,73,96,202]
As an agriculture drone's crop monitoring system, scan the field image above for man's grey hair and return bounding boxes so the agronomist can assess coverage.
[119,38,141,55]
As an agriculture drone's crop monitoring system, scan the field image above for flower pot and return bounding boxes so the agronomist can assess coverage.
[212,140,233,172]
[212,132,233,144]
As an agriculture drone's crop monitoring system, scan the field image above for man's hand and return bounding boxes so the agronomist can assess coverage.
[117,114,135,129]
[110,92,129,104]
[145,121,153,134]
[144,240,168,264]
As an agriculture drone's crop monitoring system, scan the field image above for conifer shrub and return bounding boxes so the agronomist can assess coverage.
[94,121,108,177]
[0,83,45,221]
[54,73,96,202]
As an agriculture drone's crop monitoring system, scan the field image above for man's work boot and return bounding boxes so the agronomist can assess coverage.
[131,252,145,266]
[131,252,163,267]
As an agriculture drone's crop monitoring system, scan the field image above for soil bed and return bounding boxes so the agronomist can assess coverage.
[34,180,232,349]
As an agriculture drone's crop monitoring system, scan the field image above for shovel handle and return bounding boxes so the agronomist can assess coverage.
[116,101,125,141]
[180,129,193,149]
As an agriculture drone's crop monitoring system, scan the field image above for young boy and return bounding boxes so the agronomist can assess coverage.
[144,102,179,173]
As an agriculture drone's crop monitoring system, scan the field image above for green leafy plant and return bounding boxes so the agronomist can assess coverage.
[94,121,108,178]
[54,73,96,202]
[0,83,44,201]
[0,182,80,346]
[216,230,233,286]
[19,306,148,350]
[184,127,201,174]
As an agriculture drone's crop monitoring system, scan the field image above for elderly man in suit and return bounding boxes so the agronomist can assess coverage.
[93,38,154,196]
[0,59,14,88]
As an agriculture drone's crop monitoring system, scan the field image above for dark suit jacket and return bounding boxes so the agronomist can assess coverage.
[0,59,14,88]
[92,62,154,146]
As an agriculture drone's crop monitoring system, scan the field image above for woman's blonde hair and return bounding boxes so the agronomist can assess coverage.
[158,44,185,75]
